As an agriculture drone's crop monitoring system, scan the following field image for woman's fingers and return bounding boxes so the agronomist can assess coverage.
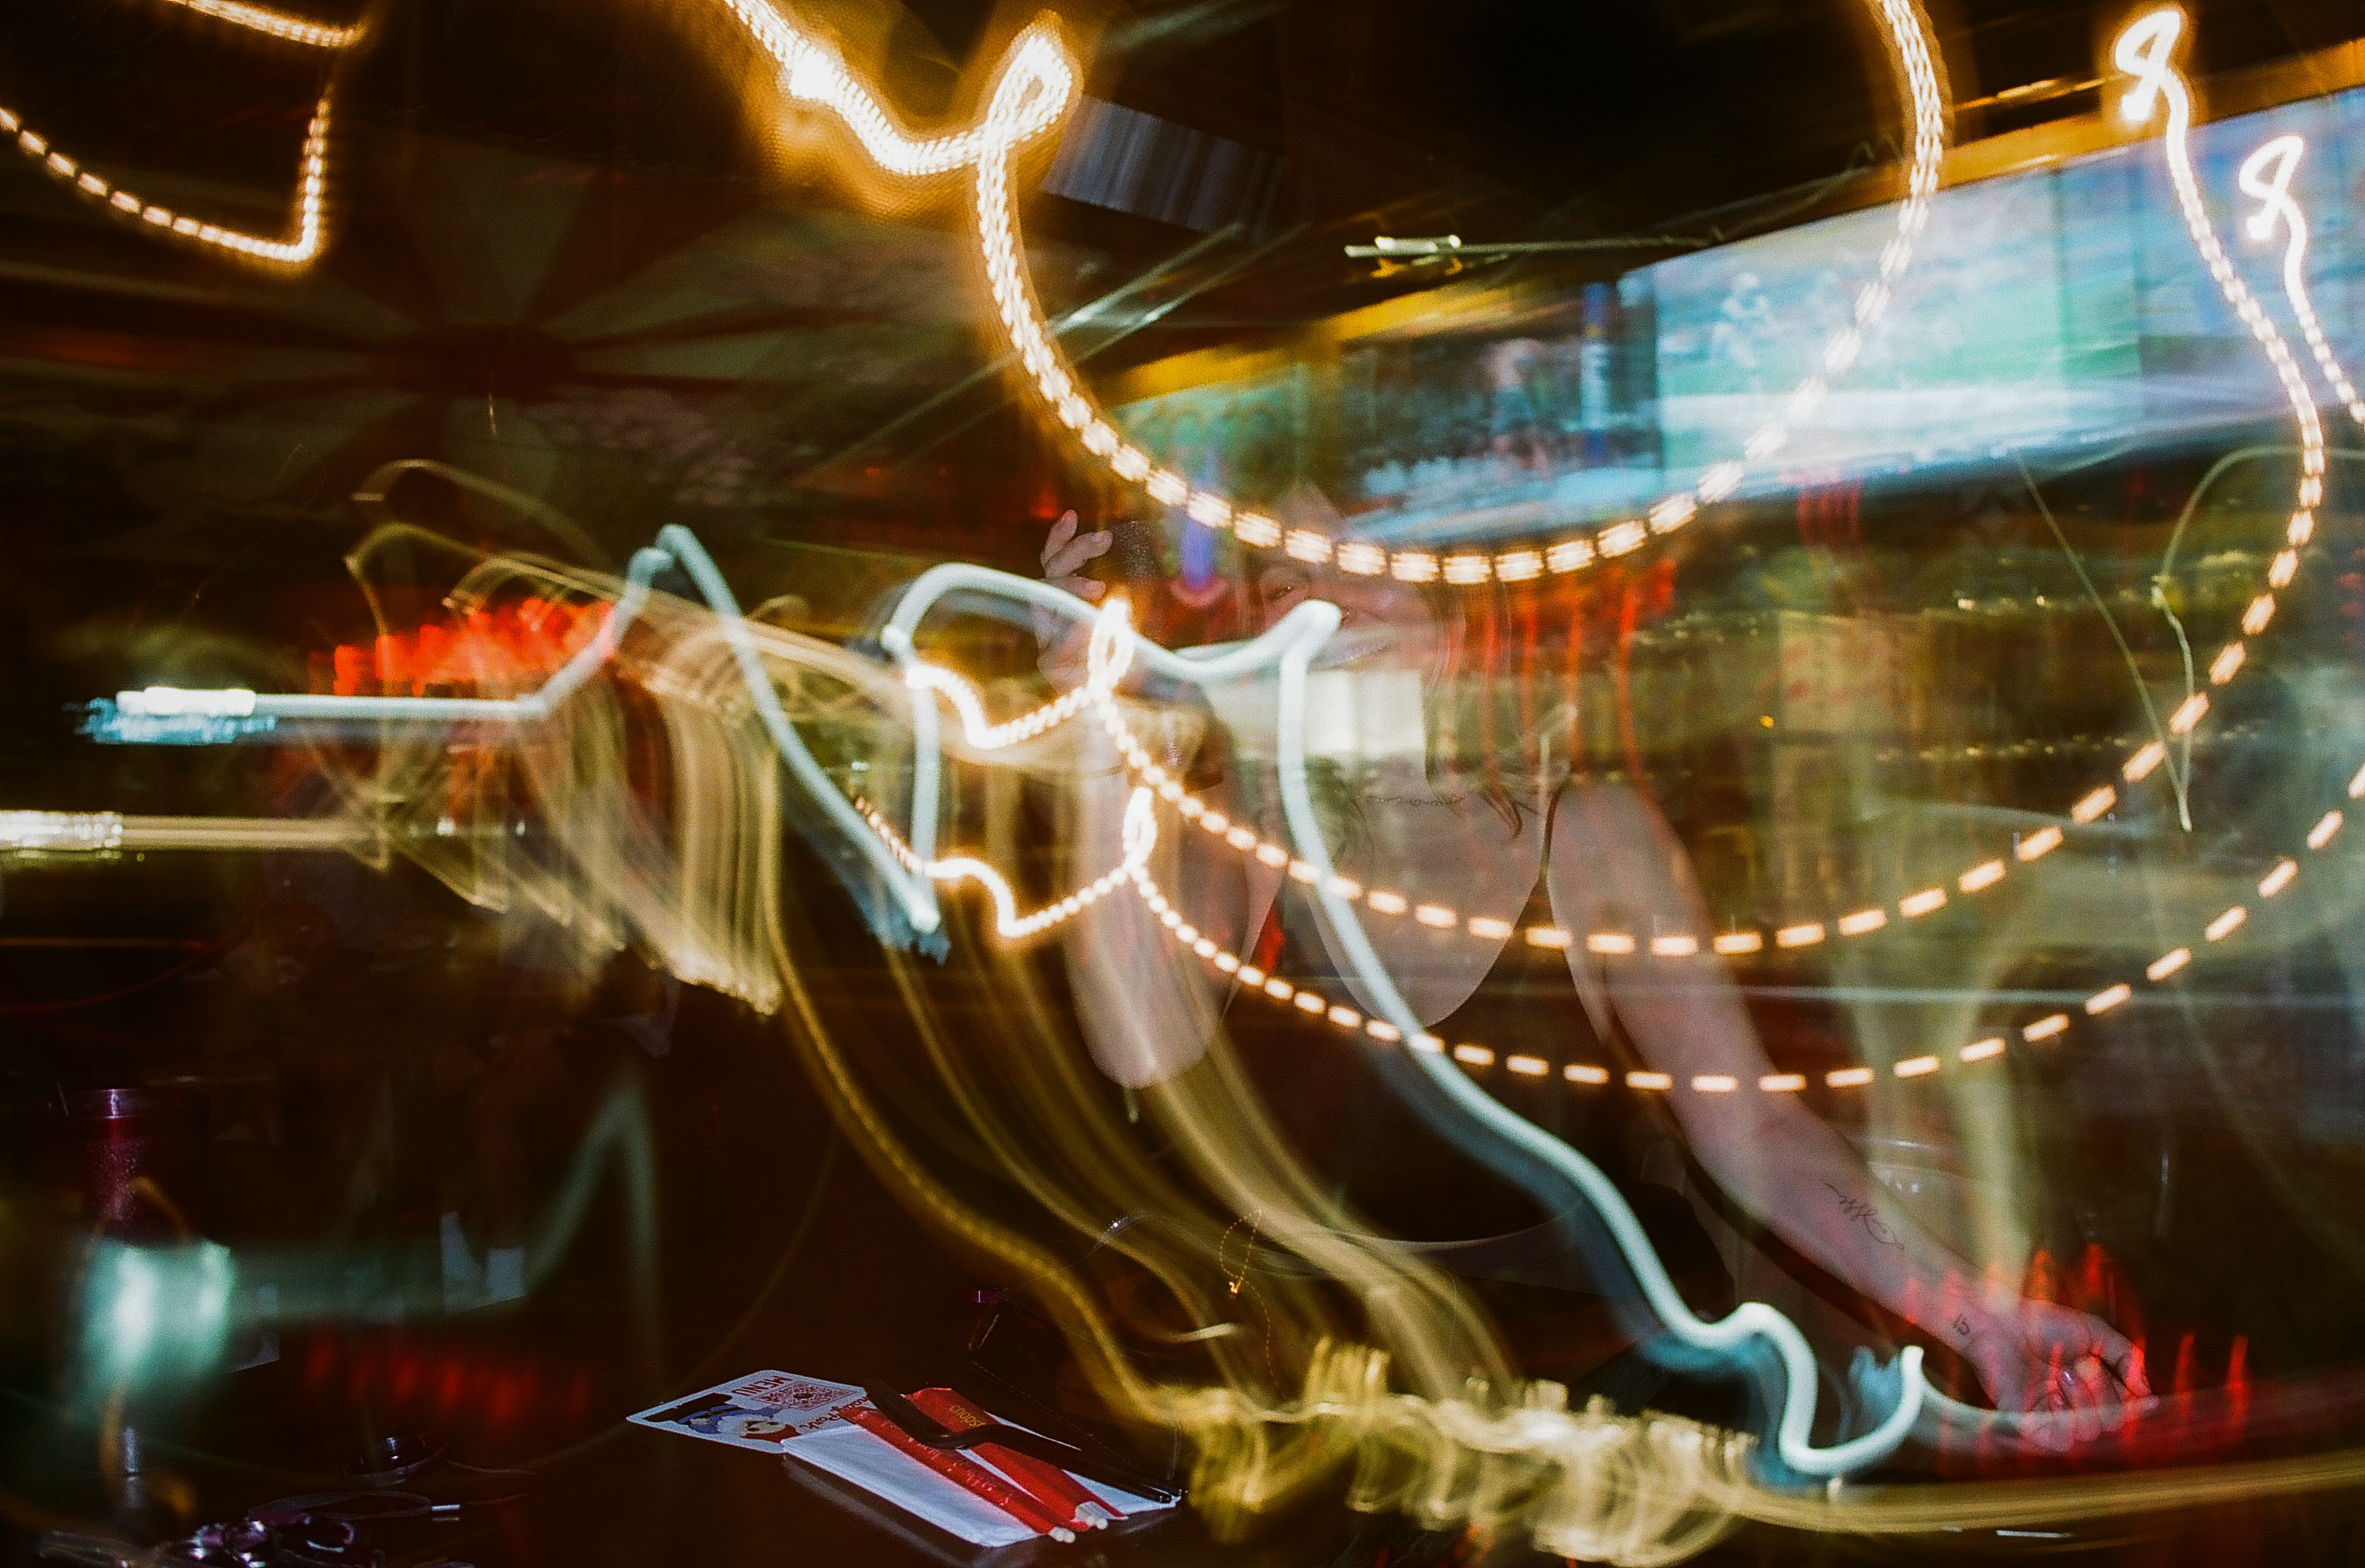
[1041,509,1080,568]
[2023,1391,2071,1453]
[1033,512,1120,688]
[2065,1361,2109,1444]
[1970,1300,2155,1453]
[2094,1325,2152,1399]
[1989,1363,2035,1415]
[1045,529,1111,580]
[2061,1314,2151,1409]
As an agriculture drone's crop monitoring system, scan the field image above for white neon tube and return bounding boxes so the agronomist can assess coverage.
[1031,592,1928,1475]
[109,528,938,930]
[2239,134,2365,427]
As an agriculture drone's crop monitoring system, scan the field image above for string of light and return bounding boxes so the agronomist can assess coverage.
[153,0,367,48]
[54,0,2315,1480]
[723,0,1950,592]
[1116,754,2359,1099]
[1070,13,2328,982]
[0,94,332,266]
[0,0,358,264]
[904,660,1091,750]
[2239,132,2365,428]
[1086,527,2295,967]
[105,521,2350,1106]
[53,0,2326,1017]
[858,795,1152,942]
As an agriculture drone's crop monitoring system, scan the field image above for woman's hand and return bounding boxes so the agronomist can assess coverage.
[1033,509,1109,688]
[1958,1296,2153,1449]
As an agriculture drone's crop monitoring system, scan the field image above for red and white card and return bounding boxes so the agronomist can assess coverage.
[631,1369,1176,1548]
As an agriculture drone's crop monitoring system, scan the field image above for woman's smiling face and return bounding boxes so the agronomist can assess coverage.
[1254,558,1445,672]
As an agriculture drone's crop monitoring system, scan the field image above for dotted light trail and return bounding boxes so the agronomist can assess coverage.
[0,95,332,267]
[904,660,1091,750]
[858,793,1154,942]
[0,0,359,266]
[1054,4,2336,997]
[716,0,1950,592]
[48,0,2336,1484]
[1107,744,2358,1101]
[2240,132,2365,428]
[155,0,367,48]
[74,6,2348,1100]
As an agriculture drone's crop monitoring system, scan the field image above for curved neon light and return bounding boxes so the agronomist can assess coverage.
[2240,134,2365,426]
[78,0,2359,1486]
[1,0,356,263]
[156,0,367,48]
[2111,8,2322,499]
[78,2,2337,1114]
[1059,590,1931,1476]
[122,513,2348,1456]
[1081,7,2350,1115]
[0,94,332,266]
[36,0,1949,593]
[859,790,1155,942]
[112,525,940,928]
[746,0,2332,1017]
[719,0,1951,589]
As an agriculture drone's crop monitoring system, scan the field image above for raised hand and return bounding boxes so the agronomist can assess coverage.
[1041,509,1111,596]
[1033,509,1111,687]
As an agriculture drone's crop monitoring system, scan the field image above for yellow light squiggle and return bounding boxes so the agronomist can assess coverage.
[1056,8,2339,1002]
[904,660,1090,750]
[858,790,1155,942]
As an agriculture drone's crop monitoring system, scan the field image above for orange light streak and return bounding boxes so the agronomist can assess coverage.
[0,94,332,267]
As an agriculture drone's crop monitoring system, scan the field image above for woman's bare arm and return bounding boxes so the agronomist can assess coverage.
[1054,712,1252,1087]
[1034,512,1253,1087]
[1547,782,2147,1438]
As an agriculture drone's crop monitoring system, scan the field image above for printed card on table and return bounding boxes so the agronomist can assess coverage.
[628,1369,865,1452]
[633,1368,1179,1548]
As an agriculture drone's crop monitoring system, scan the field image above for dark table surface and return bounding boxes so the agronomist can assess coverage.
[0,951,1393,1568]
[8,884,2365,1568]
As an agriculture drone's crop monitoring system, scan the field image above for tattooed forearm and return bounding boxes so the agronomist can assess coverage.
[1824,1180,1905,1250]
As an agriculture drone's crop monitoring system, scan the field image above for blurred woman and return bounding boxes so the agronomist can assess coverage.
[1036,499,2148,1442]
